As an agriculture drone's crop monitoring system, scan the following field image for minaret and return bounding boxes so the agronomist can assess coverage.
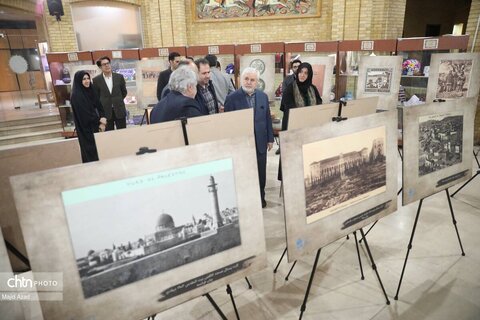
[207,175,224,228]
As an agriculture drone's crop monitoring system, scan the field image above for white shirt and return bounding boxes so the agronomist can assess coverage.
[103,73,113,94]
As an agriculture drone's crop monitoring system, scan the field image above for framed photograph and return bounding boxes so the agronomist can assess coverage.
[11,136,266,320]
[193,0,321,22]
[402,98,477,205]
[287,96,378,130]
[94,109,253,160]
[425,53,480,103]
[135,60,168,109]
[240,54,275,99]
[356,56,402,110]
[301,56,335,103]
[0,140,81,271]
[280,111,398,261]
[70,64,101,87]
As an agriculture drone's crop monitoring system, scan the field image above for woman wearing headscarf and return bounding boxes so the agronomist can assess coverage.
[70,70,106,163]
[278,62,322,181]
[280,62,322,131]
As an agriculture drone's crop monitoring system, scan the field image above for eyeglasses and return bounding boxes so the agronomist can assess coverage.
[101,62,111,66]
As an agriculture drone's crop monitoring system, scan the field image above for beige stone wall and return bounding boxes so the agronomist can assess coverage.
[466,0,480,144]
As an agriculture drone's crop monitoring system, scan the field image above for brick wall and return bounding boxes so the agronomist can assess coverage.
[466,0,480,144]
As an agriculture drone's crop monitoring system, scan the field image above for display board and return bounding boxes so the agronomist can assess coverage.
[239,54,275,99]
[301,55,335,103]
[0,229,24,319]
[402,98,476,205]
[280,111,398,261]
[0,140,81,271]
[135,59,167,108]
[356,56,403,110]
[95,121,184,160]
[95,109,253,160]
[287,96,379,130]
[11,135,266,320]
[425,52,480,103]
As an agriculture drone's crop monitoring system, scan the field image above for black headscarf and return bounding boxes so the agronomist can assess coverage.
[295,62,314,95]
[71,70,96,106]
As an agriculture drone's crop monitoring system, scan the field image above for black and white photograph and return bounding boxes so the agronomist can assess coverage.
[364,67,393,93]
[435,59,472,99]
[62,158,241,299]
[418,112,463,176]
[303,126,387,224]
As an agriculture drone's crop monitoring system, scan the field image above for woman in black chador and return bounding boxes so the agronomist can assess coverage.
[278,62,322,181]
[70,70,106,163]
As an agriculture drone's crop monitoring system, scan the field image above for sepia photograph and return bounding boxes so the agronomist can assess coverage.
[364,67,393,93]
[311,64,326,97]
[435,59,473,99]
[62,158,241,299]
[418,112,463,176]
[303,126,387,224]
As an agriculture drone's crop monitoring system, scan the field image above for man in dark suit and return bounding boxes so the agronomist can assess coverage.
[150,67,203,123]
[224,67,274,208]
[195,58,220,115]
[156,52,181,101]
[92,56,127,130]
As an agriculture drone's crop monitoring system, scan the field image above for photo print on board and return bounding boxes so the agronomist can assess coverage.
[418,112,463,176]
[302,126,387,224]
[435,59,473,99]
[364,68,393,93]
[62,158,240,299]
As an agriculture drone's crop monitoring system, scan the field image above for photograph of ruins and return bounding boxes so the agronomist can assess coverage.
[303,126,387,224]
[62,159,240,298]
[435,59,472,99]
[418,112,463,176]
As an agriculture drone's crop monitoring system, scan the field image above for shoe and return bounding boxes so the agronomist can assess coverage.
[262,199,267,208]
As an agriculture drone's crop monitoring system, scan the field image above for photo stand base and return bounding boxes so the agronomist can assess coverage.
[394,189,465,300]
[274,229,389,319]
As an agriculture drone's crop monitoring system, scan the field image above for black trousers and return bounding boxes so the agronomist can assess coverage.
[257,151,267,201]
[106,109,126,131]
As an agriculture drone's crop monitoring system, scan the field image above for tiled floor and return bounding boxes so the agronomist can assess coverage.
[155,148,480,320]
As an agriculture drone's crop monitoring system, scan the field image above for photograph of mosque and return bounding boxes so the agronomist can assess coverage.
[436,59,472,99]
[303,126,387,224]
[364,67,393,93]
[62,159,241,298]
[418,112,463,176]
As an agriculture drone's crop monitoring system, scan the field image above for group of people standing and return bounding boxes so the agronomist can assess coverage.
[70,53,322,208]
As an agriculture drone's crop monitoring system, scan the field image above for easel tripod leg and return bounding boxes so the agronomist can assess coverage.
[285,260,297,281]
[299,248,321,320]
[204,293,227,320]
[395,198,423,300]
[445,189,466,256]
[245,277,252,289]
[359,228,390,305]
[226,284,240,320]
[359,220,377,243]
[273,247,287,273]
[450,171,479,197]
[353,231,365,280]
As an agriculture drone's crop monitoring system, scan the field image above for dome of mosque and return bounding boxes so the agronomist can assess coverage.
[157,213,175,230]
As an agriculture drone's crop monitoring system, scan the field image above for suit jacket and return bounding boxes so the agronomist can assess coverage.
[150,91,203,123]
[210,68,235,105]
[92,73,127,120]
[224,89,274,155]
[156,68,172,101]
[195,80,219,115]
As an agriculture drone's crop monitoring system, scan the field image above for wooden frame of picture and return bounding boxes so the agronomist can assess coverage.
[11,135,266,320]
[401,98,477,205]
[280,110,398,261]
